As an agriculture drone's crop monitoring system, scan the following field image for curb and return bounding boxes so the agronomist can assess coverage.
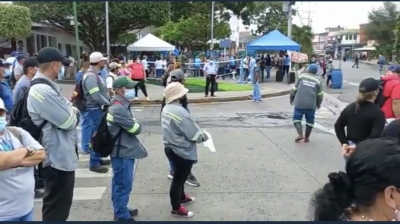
[131,89,292,105]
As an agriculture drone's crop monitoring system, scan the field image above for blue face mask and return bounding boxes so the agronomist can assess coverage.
[124,89,136,101]
[4,69,11,78]
[0,116,6,131]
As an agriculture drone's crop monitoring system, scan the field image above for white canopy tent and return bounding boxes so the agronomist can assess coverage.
[127,34,175,51]
[354,46,376,51]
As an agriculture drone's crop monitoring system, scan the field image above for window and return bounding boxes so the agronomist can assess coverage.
[66,44,72,55]
[353,34,358,40]
[41,35,48,49]
[49,36,57,48]
[58,43,62,50]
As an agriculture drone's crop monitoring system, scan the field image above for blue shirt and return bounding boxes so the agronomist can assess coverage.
[0,80,13,113]
[75,71,84,84]
[100,67,108,80]
[230,57,236,65]
[13,75,31,103]
[194,58,201,67]
[284,57,290,66]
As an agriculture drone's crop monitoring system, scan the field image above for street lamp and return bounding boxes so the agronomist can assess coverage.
[210,1,215,58]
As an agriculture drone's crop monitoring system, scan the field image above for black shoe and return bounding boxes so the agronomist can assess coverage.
[186,174,200,187]
[34,189,44,199]
[114,209,138,221]
[100,159,111,166]
[90,166,109,173]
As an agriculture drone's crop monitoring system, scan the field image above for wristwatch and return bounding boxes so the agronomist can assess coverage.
[26,146,35,157]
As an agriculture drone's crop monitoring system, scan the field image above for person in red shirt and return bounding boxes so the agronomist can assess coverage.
[381,66,400,120]
[127,58,149,101]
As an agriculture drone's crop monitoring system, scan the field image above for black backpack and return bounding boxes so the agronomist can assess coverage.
[71,71,101,111]
[9,78,59,140]
[375,78,393,108]
[91,101,124,158]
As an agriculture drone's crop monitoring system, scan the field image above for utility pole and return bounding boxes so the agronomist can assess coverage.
[287,2,294,38]
[105,1,110,58]
[210,1,215,52]
[72,1,80,69]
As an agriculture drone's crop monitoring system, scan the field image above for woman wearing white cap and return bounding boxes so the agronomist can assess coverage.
[161,82,208,218]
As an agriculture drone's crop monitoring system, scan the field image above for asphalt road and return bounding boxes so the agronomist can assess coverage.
[32,96,346,221]
[324,60,384,103]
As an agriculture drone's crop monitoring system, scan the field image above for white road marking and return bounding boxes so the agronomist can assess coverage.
[34,187,107,202]
[343,80,359,86]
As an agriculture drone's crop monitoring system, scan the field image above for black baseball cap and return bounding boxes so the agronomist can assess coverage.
[36,47,72,65]
[23,57,39,69]
[359,78,380,93]
[169,69,185,82]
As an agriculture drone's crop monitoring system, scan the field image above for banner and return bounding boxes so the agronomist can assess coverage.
[291,52,308,63]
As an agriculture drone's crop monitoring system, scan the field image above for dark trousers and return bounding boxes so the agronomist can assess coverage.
[132,79,148,97]
[145,70,149,78]
[352,61,359,68]
[205,74,216,96]
[164,147,194,210]
[327,74,332,86]
[322,68,326,77]
[42,167,75,221]
[283,65,290,76]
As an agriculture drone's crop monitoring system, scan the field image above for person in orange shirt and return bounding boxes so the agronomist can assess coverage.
[380,66,400,121]
[128,58,149,101]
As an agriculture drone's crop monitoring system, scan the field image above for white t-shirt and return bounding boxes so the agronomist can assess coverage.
[162,60,167,69]
[106,72,117,89]
[141,59,148,70]
[243,58,249,69]
[0,128,43,221]
[155,60,163,69]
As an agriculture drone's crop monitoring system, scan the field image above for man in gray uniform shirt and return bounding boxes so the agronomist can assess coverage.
[27,47,78,221]
[81,52,110,173]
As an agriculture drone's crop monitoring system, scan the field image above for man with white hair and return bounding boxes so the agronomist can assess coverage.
[81,52,110,173]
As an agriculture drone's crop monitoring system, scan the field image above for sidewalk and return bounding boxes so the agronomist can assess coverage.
[133,81,292,104]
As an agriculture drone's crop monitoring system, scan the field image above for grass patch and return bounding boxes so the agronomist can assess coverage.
[146,78,252,93]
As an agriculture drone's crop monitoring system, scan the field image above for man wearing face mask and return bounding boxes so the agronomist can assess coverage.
[26,47,79,221]
[0,60,13,115]
[203,59,218,97]
[107,76,147,221]
[81,52,111,173]
[13,57,38,104]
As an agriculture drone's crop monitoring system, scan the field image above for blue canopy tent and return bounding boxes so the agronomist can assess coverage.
[246,30,300,51]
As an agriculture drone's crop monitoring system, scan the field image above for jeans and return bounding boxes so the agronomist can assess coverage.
[293,108,316,127]
[252,82,261,101]
[111,157,135,220]
[5,210,33,221]
[379,64,383,71]
[266,66,271,78]
[81,108,103,168]
[156,69,163,78]
[193,68,200,77]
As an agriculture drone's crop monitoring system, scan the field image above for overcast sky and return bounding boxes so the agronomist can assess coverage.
[229,1,385,35]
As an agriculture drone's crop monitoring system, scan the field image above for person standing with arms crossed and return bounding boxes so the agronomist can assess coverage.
[203,59,218,97]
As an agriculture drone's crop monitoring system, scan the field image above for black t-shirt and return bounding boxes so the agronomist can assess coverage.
[382,119,400,139]
[334,101,386,144]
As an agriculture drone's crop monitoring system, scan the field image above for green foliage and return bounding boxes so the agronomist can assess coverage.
[218,2,259,25]
[366,1,399,58]
[160,14,230,48]
[0,4,31,39]
[16,2,170,50]
[253,2,295,35]
[115,33,137,46]
[292,25,313,55]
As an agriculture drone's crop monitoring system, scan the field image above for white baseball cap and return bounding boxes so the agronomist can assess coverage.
[90,52,108,63]
[0,98,7,111]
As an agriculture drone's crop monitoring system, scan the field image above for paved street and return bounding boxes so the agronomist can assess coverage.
[324,60,384,103]
[32,94,347,221]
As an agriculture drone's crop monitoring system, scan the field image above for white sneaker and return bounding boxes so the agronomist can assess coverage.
[146,97,150,101]
[134,97,138,101]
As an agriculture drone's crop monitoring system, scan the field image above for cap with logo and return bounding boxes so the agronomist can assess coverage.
[112,76,138,89]
[358,78,380,93]
[23,57,39,69]
[90,52,108,63]
[36,47,72,65]
[109,62,121,70]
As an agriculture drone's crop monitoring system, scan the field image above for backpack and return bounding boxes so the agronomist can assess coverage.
[374,78,400,108]
[130,63,145,80]
[71,70,100,111]
[9,78,59,140]
[8,62,17,89]
[91,101,124,158]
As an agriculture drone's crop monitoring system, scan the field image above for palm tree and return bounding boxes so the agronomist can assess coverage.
[292,25,313,55]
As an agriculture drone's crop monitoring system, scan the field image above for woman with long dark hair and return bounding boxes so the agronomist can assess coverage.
[310,138,400,221]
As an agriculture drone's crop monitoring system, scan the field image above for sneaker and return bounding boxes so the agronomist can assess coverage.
[34,189,44,199]
[100,159,111,166]
[171,206,194,218]
[90,166,109,173]
[146,97,150,101]
[186,174,200,187]
[114,209,138,221]
[181,195,195,206]
[167,171,174,180]
[134,97,138,101]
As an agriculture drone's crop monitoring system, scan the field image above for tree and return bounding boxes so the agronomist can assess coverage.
[218,2,260,26]
[160,14,231,50]
[0,4,31,40]
[292,25,313,55]
[366,2,399,58]
[253,2,294,35]
[394,16,400,62]
[16,2,170,51]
